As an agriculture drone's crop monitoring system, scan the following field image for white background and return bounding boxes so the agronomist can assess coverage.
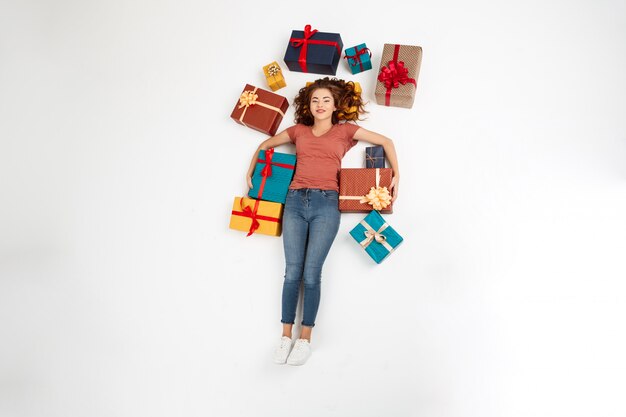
[1,0,625,416]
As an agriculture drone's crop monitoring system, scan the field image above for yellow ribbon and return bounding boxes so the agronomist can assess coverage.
[267,64,280,76]
[359,220,394,252]
[237,87,286,127]
[360,186,391,211]
[339,168,392,210]
[238,91,258,108]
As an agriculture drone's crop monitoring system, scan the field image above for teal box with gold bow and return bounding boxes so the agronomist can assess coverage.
[249,148,296,204]
[349,210,403,264]
[284,24,343,75]
[344,43,372,74]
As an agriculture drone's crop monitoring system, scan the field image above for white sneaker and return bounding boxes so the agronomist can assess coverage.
[273,336,293,364]
[286,339,311,366]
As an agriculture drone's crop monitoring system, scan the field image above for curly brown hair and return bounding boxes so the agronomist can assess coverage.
[293,77,366,126]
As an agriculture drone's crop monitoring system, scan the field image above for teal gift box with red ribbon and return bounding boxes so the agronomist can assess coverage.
[248,148,296,204]
[344,43,372,74]
[283,24,343,75]
[375,43,422,108]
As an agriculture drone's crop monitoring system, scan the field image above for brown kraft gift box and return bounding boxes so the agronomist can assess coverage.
[339,168,394,213]
[230,84,289,136]
[375,43,422,109]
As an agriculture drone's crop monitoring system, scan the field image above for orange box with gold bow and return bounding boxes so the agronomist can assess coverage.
[230,84,289,136]
[375,43,422,109]
[338,168,394,214]
[229,196,283,237]
[306,80,361,121]
[263,61,286,91]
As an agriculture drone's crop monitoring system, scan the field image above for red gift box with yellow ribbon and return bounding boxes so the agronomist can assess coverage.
[230,84,289,136]
[374,44,422,109]
[338,168,394,214]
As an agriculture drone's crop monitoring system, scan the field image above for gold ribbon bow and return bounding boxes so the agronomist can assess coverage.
[360,186,391,211]
[238,91,258,108]
[359,220,394,252]
[267,64,280,77]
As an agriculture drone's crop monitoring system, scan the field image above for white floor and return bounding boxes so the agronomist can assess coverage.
[1,1,625,416]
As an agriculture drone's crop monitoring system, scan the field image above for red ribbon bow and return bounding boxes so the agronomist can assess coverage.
[240,198,261,237]
[377,45,416,106]
[231,197,280,237]
[289,24,341,73]
[344,46,371,71]
[260,148,274,178]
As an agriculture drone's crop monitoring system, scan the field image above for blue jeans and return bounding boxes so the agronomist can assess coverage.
[281,188,341,327]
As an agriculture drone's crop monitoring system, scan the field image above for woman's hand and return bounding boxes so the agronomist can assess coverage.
[246,174,253,190]
[390,176,399,202]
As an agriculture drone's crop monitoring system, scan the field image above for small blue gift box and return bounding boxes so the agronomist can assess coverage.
[365,146,385,168]
[349,210,403,264]
[284,25,343,75]
[344,43,372,74]
[248,149,296,204]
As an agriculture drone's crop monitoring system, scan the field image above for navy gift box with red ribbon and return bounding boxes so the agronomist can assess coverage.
[283,25,343,75]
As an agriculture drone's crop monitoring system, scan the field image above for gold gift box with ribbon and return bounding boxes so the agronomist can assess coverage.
[229,196,283,237]
[263,61,286,91]
[305,81,361,121]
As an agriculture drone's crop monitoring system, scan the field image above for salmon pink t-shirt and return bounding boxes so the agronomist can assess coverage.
[286,123,360,192]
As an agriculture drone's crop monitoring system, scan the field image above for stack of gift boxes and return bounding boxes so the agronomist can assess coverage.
[228,24,423,264]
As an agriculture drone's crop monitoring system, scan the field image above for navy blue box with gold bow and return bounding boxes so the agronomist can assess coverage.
[283,24,343,75]
[365,146,385,168]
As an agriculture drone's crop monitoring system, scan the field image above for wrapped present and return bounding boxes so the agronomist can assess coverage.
[344,43,372,74]
[375,43,422,108]
[365,146,385,168]
[349,210,403,264]
[249,148,296,204]
[284,24,343,75]
[229,196,283,237]
[305,80,361,121]
[263,61,286,91]
[339,168,393,213]
[230,84,289,136]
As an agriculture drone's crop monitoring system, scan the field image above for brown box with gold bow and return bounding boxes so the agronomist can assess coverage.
[374,43,422,109]
[339,168,394,213]
[230,84,289,136]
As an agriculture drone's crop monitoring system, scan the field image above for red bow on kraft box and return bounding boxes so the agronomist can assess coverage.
[375,44,422,109]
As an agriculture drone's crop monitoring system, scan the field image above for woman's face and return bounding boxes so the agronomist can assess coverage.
[309,88,336,122]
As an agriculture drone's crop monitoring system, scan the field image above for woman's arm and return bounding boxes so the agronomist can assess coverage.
[246,129,292,189]
[353,127,400,202]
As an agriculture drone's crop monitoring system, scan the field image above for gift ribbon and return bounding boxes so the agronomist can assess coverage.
[267,64,280,77]
[254,148,295,199]
[344,45,371,72]
[365,154,384,168]
[231,197,280,237]
[377,44,416,106]
[339,168,392,210]
[359,219,394,253]
[289,24,341,73]
[237,87,285,129]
